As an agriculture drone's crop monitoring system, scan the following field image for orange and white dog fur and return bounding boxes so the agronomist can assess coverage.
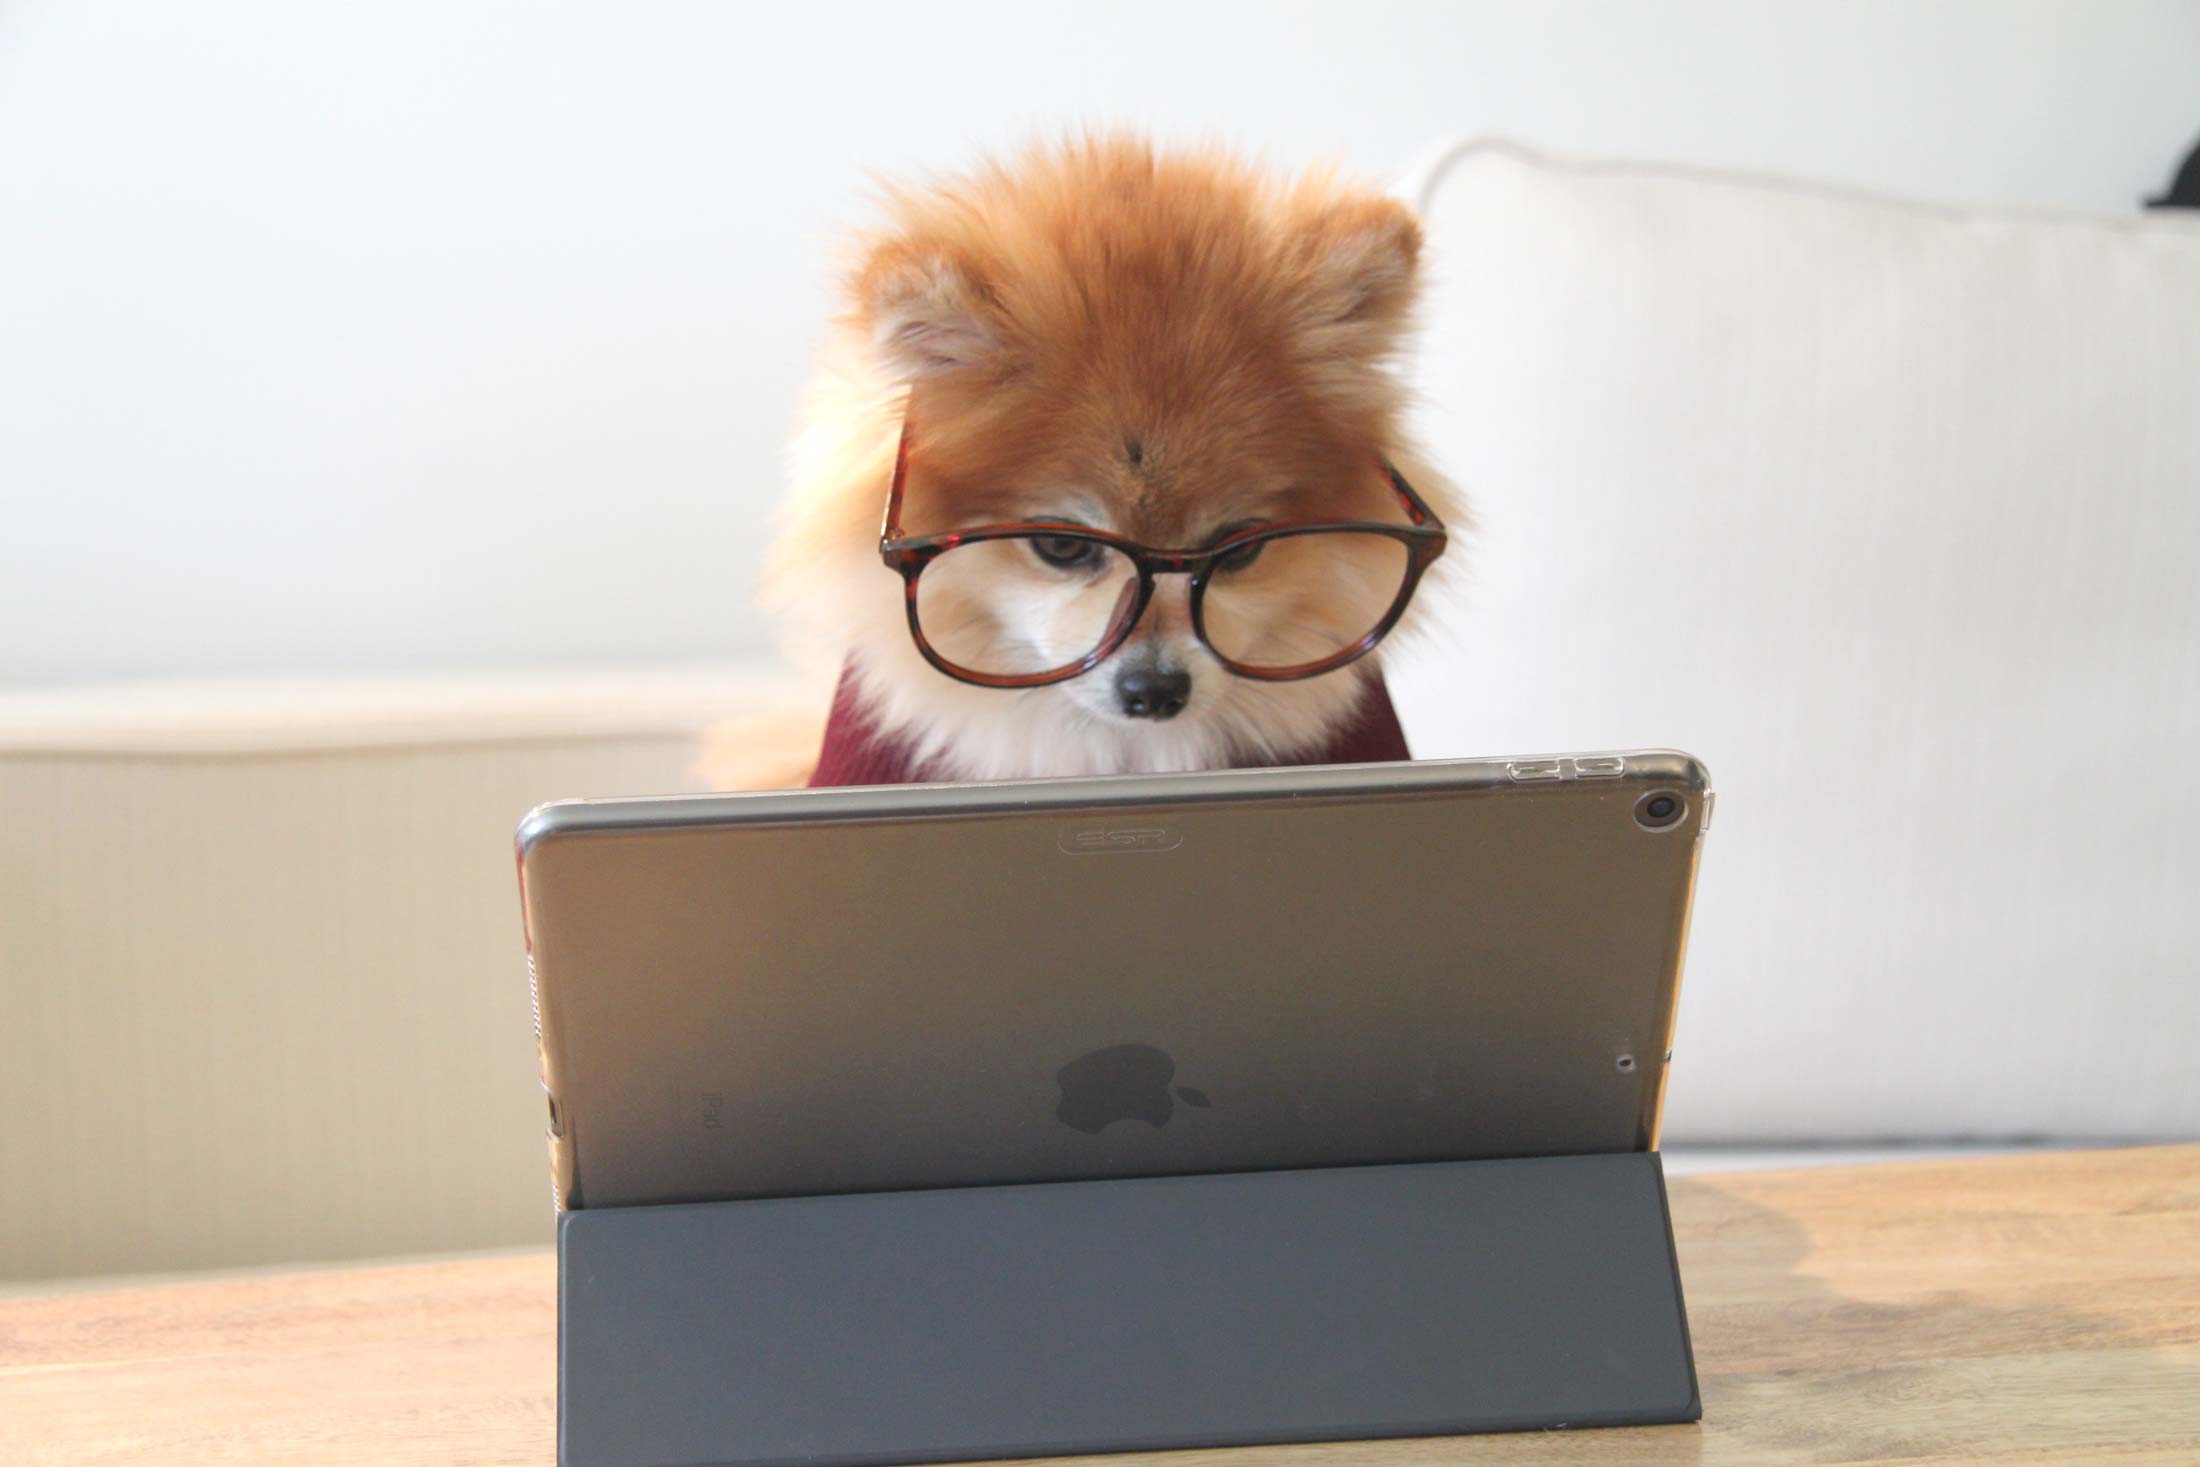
[706,137,1461,788]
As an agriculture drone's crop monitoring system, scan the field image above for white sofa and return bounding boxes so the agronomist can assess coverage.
[6,144,2196,1284]
[0,670,767,1282]
[1391,141,2200,1145]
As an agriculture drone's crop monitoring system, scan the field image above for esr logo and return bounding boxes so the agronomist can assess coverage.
[1056,826,1184,854]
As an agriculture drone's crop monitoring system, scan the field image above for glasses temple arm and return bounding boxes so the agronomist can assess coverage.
[880,417,917,545]
[1383,460,1439,529]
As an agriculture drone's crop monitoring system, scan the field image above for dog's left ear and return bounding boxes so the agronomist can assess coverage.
[1288,196,1423,365]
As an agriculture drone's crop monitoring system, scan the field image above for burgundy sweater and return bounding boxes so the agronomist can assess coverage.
[808,663,1411,787]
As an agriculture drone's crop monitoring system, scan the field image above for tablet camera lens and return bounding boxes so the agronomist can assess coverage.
[1636,791,1685,830]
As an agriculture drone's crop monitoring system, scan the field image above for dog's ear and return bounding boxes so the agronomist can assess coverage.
[856,240,1007,381]
[1288,196,1422,363]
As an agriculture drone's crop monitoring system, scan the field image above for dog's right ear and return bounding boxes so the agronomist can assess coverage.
[1286,195,1423,365]
[856,241,1007,381]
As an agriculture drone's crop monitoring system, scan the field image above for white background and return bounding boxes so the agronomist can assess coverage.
[4,0,2196,686]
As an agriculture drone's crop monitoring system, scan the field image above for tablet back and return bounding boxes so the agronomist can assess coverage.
[518,753,1708,1209]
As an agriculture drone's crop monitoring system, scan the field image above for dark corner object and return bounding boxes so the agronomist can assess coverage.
[557,1152,1700,1467]
[2146,133,2200,210]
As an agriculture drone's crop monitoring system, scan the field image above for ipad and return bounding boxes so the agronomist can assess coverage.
[517,752,1710,1210]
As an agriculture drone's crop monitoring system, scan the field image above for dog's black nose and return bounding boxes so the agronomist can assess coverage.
[1116,665,1191,721]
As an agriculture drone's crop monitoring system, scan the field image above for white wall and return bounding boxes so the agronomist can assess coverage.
[4,1,2195,686]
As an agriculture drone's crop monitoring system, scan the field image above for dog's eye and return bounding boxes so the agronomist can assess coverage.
[1210,523,1270,574]
[1214,540,1265,573]
[1029,534,1101,571]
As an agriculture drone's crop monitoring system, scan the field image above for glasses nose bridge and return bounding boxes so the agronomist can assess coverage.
[1141,548,1208,578]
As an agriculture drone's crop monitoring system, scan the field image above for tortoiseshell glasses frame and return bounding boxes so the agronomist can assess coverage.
[876,417,1449,690]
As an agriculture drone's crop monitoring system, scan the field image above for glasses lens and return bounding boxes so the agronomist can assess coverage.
[914,535,1141,679]
[1200,530,1412,673]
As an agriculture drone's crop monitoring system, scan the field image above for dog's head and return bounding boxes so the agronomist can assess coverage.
[770,138,1460,779]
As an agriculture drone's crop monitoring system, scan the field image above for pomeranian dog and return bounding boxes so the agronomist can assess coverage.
[711,136,1461,788]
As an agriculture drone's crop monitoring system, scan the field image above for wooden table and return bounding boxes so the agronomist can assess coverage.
[4,1145,2196,1465]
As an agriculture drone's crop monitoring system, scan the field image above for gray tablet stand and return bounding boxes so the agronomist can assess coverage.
[558,1152,1699,1466]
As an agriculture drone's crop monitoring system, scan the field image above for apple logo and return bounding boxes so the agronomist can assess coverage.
[1055,1043,1212,1134]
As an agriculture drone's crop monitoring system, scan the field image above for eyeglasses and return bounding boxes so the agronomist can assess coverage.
[877,418,1448,689]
